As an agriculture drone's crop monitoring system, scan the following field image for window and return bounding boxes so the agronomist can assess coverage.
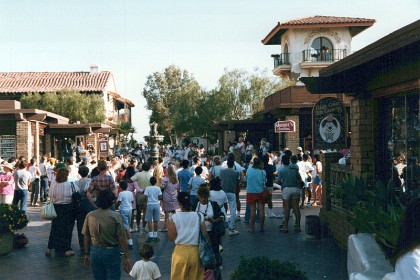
[377,92,420,193]
[310,37,333,62]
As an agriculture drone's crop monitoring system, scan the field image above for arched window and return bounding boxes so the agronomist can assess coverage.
[283,43,289,64]
[310,37,333,61]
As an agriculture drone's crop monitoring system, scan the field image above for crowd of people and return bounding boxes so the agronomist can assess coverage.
[0,136,418,279]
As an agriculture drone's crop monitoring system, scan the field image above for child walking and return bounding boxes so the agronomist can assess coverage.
[116,180,134,249]
[144,177,162,243]
[129,244,161,279]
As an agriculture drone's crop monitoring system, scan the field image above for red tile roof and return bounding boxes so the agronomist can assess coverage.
[262,15,375,45]
[0,71,112,93]
[280,15,375,26]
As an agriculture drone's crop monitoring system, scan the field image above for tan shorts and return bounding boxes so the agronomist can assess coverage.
[136,193,147,206]
[281,187,300,200]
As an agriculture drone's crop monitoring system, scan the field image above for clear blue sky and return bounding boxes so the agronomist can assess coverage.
[1,0,419,141]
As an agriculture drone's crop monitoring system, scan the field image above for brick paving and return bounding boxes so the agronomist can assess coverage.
[0,190,348,280]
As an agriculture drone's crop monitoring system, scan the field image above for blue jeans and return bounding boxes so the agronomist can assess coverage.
[30,178,40,204]
[90,246,121,280]
[190,194,199,211]
[244,204,259,222]
[40,176,49,202]
[13,189,28,212]
[226,192,236,230]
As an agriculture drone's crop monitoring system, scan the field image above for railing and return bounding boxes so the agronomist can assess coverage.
[330,163,352,209]
[271,53,290,68]
[302,48,346,62]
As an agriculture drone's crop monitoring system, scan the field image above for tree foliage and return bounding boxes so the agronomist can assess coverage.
[20,90,106,124]
[142,65,202,144]
[142,65,291,144]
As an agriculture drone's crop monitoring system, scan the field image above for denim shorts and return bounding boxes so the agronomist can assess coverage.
[146,204,160,222]
[119,209,132,229]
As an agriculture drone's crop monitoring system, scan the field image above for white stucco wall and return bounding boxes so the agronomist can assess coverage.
[280,27,352,79]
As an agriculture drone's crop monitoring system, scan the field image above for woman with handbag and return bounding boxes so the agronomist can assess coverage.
[45,164,79,257]
[245,157,267,233]
[167,192,208,279]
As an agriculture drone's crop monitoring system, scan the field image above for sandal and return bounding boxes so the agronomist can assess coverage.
[294,227,302,233]
[280,228,289,233]
[248,228,254,233]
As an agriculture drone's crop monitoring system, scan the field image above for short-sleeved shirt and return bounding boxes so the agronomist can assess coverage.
[144,185,162,205]
[220,168,240,193]
[172,211,203,245]
[178,169,194,192]
[131,171,152,191]
[82,208,125,247]
[14,169,32,190]
[118,190,133,211]
[188,176,205,195]
[88,174,116,193]
[246,167,266,194]
[0,173,14,195]
[129,260,161,280]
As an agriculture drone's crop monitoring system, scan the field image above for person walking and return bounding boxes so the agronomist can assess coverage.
[245,157,267,233]
[220,159,240,235]
[12,160,32,212]
[82,190,131,280]
[167,192,207,279]
[160,164,179,232]
[144,177,162,243]
[45,165,78,257]
[131,162,152,233]
[278,155,303,233]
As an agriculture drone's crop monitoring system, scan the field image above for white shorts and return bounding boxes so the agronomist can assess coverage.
[281,187,300,200]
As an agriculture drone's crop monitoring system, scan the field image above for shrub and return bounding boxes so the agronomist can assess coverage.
[230,256,308,280]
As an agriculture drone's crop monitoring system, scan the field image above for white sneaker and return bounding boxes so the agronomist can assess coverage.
[229,229,239,236]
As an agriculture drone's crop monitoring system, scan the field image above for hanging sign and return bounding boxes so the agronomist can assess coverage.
[312,97,347,150]
[274,120,296,133]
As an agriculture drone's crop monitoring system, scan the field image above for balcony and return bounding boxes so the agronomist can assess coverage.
[271,53,291,76]
[271,53,290,67]
[302,48,346,63]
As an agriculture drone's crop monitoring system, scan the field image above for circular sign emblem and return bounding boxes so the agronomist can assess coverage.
[319,113,341,143]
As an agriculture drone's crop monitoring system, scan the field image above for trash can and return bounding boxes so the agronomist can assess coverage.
[305,215,321,239]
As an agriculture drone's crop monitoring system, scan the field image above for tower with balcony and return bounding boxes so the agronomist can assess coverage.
[262,16,375,83]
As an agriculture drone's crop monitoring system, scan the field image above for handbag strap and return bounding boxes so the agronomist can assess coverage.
[197,212,202,243]
[70,182,76,194]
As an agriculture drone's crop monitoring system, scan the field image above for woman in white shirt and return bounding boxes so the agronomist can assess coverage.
[167,192,208,280]
[46,165,79,257]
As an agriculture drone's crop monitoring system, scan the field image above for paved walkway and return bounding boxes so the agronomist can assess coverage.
[1,189,348,280]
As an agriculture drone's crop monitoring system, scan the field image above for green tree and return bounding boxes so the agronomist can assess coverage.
[20,90,105,123]
[142,65,202,144]
[214,68,291,120]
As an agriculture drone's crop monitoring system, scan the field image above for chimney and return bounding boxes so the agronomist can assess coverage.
[90,64,99,74]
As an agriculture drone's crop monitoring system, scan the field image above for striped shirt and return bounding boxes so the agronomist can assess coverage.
[49,181,79,204]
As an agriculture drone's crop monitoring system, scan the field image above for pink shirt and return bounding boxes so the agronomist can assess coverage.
[0,173,15,195]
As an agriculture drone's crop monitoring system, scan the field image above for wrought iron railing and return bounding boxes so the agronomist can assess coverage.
[302,48,346,62]
[271,53,290,68]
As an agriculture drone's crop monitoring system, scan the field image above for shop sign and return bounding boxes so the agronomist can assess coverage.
[274,120,296,133]
[99,137,109,159]
[313,97,346,150]
[0,135,16,160]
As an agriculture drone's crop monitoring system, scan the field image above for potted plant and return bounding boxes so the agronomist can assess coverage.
[0,203,29,255]
[231,256,308,280]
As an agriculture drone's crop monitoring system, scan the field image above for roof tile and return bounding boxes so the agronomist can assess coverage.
[280,15,375,26]
[0,71,111,93]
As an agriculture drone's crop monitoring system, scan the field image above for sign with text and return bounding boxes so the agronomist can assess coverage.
[312,97,346,150]
[275,120,296,133]
[98,137,109,159]
[0,135,16,160]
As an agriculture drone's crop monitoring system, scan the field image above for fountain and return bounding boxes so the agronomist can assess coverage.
[149,122,164,161]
